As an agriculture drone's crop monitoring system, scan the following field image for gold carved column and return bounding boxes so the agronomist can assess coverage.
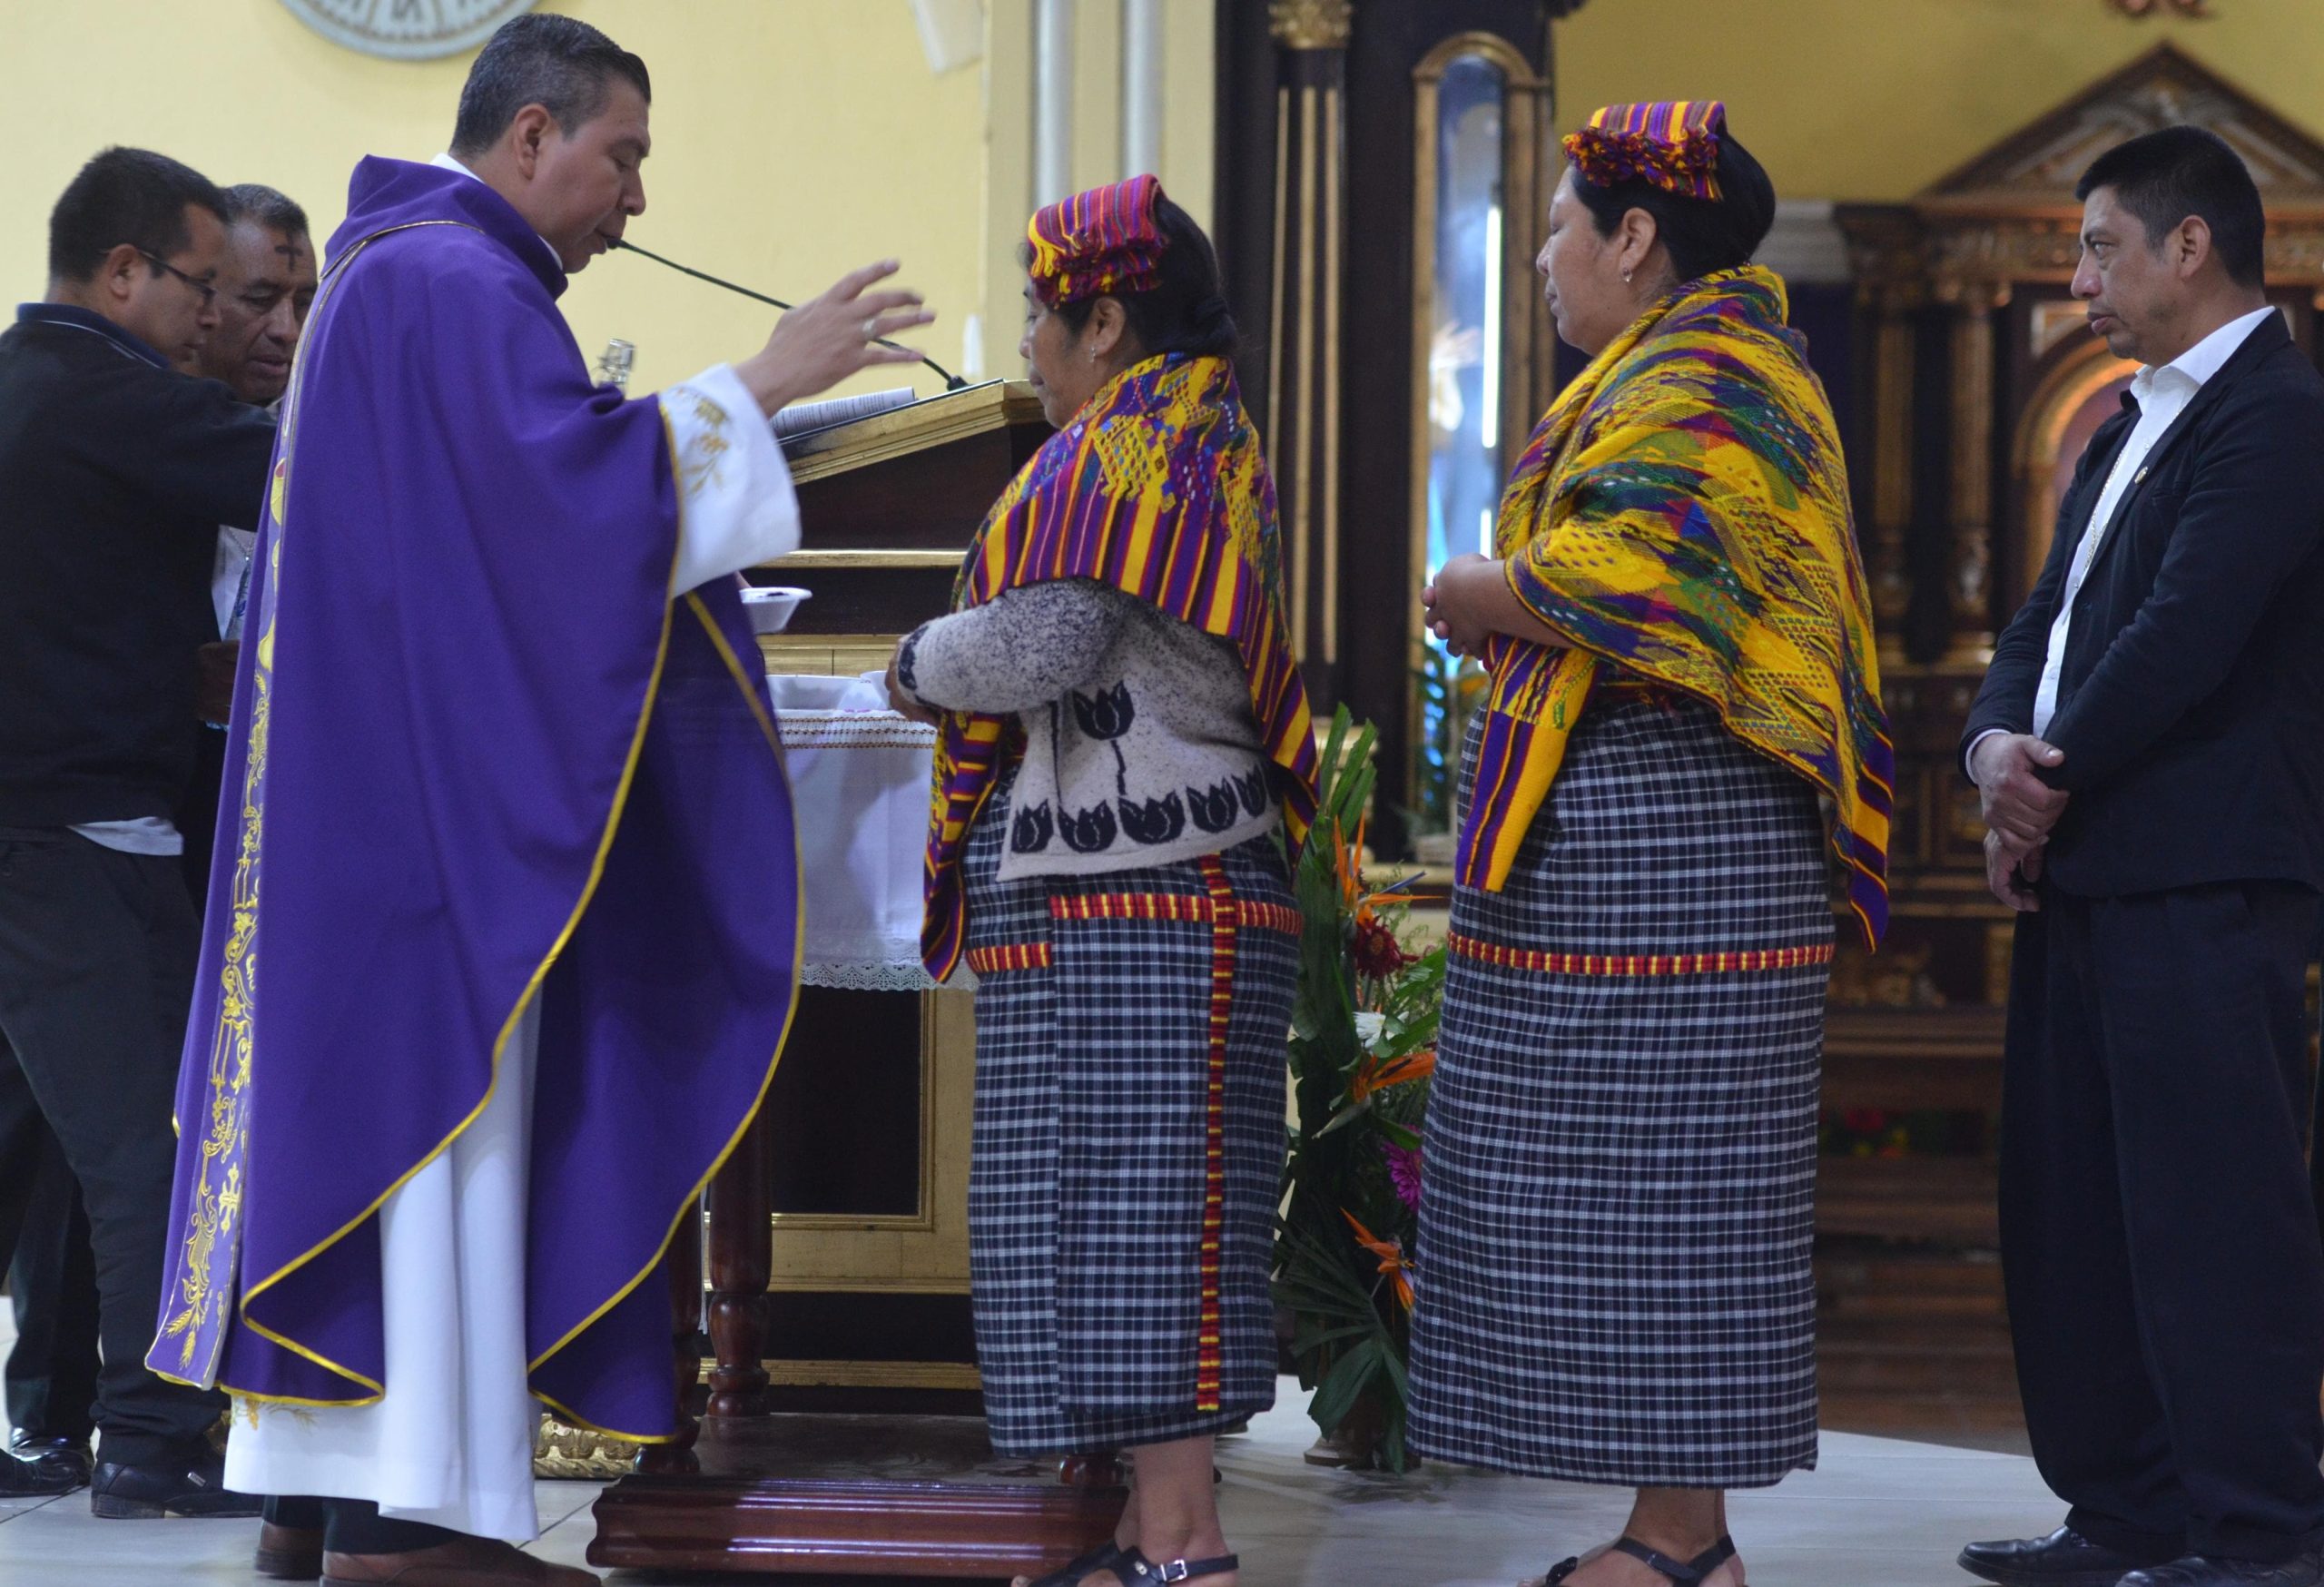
[1866,291,1919,660]
[1939,278,2009,662]
[1265,0,1351,696]
[1838,206,1924,664]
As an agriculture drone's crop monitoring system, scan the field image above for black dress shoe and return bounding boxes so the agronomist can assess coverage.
[0,1448,81,1498]
[1960,1525,2165,1587]
[2119,1550,2324,1586]
[6,1436,92,1491]
[87,1444,263,1518]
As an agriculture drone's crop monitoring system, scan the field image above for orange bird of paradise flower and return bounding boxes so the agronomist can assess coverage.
[1351,1048,1436,1103]
[1342,1209,1415,1310]
[1329,813,1367,911]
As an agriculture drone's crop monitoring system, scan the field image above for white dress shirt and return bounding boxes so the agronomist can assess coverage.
[1969,304,2275,775]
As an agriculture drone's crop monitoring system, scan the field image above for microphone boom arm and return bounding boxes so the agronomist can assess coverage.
[612,239,968,391]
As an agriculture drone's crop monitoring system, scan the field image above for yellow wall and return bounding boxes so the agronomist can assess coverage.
[18,2,2320,389]
[1555,0,2324,201]
[0,0,1214,399]
[981,0,1215,383]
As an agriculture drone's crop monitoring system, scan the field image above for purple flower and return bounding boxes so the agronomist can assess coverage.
[1383,1143,1422,1210]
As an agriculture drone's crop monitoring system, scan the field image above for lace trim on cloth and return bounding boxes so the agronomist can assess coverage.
[777,712,938,750]
[800,961,942,992]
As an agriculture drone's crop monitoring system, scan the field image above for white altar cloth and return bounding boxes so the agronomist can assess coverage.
[768,672,940,991]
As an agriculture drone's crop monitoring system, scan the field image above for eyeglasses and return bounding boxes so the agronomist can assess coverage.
[136,250,217,308]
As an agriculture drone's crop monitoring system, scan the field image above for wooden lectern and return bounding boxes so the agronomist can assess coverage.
[588,382,1132,1578]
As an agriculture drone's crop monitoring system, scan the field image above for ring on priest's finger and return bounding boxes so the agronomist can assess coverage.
[861,318,880,341]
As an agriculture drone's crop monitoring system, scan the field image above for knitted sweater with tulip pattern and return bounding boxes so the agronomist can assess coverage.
[897,578,1281,880]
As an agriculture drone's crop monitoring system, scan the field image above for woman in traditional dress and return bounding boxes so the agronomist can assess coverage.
[1411,104,1892,1587]
[885,175,1315,1587]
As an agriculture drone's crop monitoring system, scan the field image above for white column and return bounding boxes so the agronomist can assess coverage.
[1121,0,1164,179]
[1033,0,1076,205]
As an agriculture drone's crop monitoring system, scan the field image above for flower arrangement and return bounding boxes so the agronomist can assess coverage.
[1275,708,1445,1472]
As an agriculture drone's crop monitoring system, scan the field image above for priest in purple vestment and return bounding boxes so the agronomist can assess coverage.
[143,16,933,1585]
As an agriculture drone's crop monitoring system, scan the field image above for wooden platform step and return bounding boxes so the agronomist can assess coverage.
[1822,1005,2006,1112]
[1817,1390,2030,1450]
[1817,1249,2006,1322]
[1816,1154,1999,1245]
[590,1413,1124,1578]
[1817,1314,2019,1398]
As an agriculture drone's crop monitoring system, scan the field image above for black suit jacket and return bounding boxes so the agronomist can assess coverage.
[1961,312,2324,897]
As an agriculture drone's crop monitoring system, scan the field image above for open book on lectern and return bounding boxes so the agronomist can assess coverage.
[771,382,1013,454]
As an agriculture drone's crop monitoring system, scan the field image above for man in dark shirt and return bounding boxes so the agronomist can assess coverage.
[0,146,276,1516]
[5,180,319,1506]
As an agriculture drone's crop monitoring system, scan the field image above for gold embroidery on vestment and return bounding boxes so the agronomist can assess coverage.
[675,387,734,500]
[159,532,272,1368]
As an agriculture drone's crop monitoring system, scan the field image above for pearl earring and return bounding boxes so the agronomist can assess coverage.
[1623,271,1633,283]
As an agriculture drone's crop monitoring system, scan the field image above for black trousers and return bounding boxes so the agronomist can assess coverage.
[175,724,228,921]
[2002,881,2324,1564]
[263,1495,457,1556]
[0,738,223,1449]
[0,1111,100,1444]
[0,829,223,1464]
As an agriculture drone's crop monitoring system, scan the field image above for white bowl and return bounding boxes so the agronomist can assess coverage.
[740,585,811,634]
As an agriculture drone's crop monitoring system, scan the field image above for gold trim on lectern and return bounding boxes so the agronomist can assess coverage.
[763,549,965,570]
[783,379,1048,485]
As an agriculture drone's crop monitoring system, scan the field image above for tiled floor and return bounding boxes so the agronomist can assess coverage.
[0,1376,2061,1586]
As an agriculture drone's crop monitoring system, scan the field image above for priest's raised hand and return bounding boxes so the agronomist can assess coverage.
[739,258,936,416]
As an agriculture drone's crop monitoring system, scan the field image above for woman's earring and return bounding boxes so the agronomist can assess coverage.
[1622,270,1633,283]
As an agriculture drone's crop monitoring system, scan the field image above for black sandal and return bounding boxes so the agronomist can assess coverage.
[1113,1547,1239,1582]
[1544,1534,1738,1584]
[1024,1540,1126,1587]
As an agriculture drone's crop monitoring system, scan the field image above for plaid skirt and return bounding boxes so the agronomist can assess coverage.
[962,767,1297,1456]
[1408,693,1834,1488]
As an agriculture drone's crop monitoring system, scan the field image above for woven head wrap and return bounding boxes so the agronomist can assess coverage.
[1027,173,1169,308]
[1563,101,1727,201]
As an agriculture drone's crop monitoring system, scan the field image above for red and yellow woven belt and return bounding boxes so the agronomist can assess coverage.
[1447,933,1833,977]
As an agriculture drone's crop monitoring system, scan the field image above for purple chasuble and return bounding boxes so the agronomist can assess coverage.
[147,157,803,1439]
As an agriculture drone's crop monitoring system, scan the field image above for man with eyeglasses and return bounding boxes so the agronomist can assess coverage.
[0,180,321,1518]
[0,145,275,1517]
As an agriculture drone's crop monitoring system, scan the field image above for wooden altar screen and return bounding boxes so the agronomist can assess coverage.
[588,382,1133,1577]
